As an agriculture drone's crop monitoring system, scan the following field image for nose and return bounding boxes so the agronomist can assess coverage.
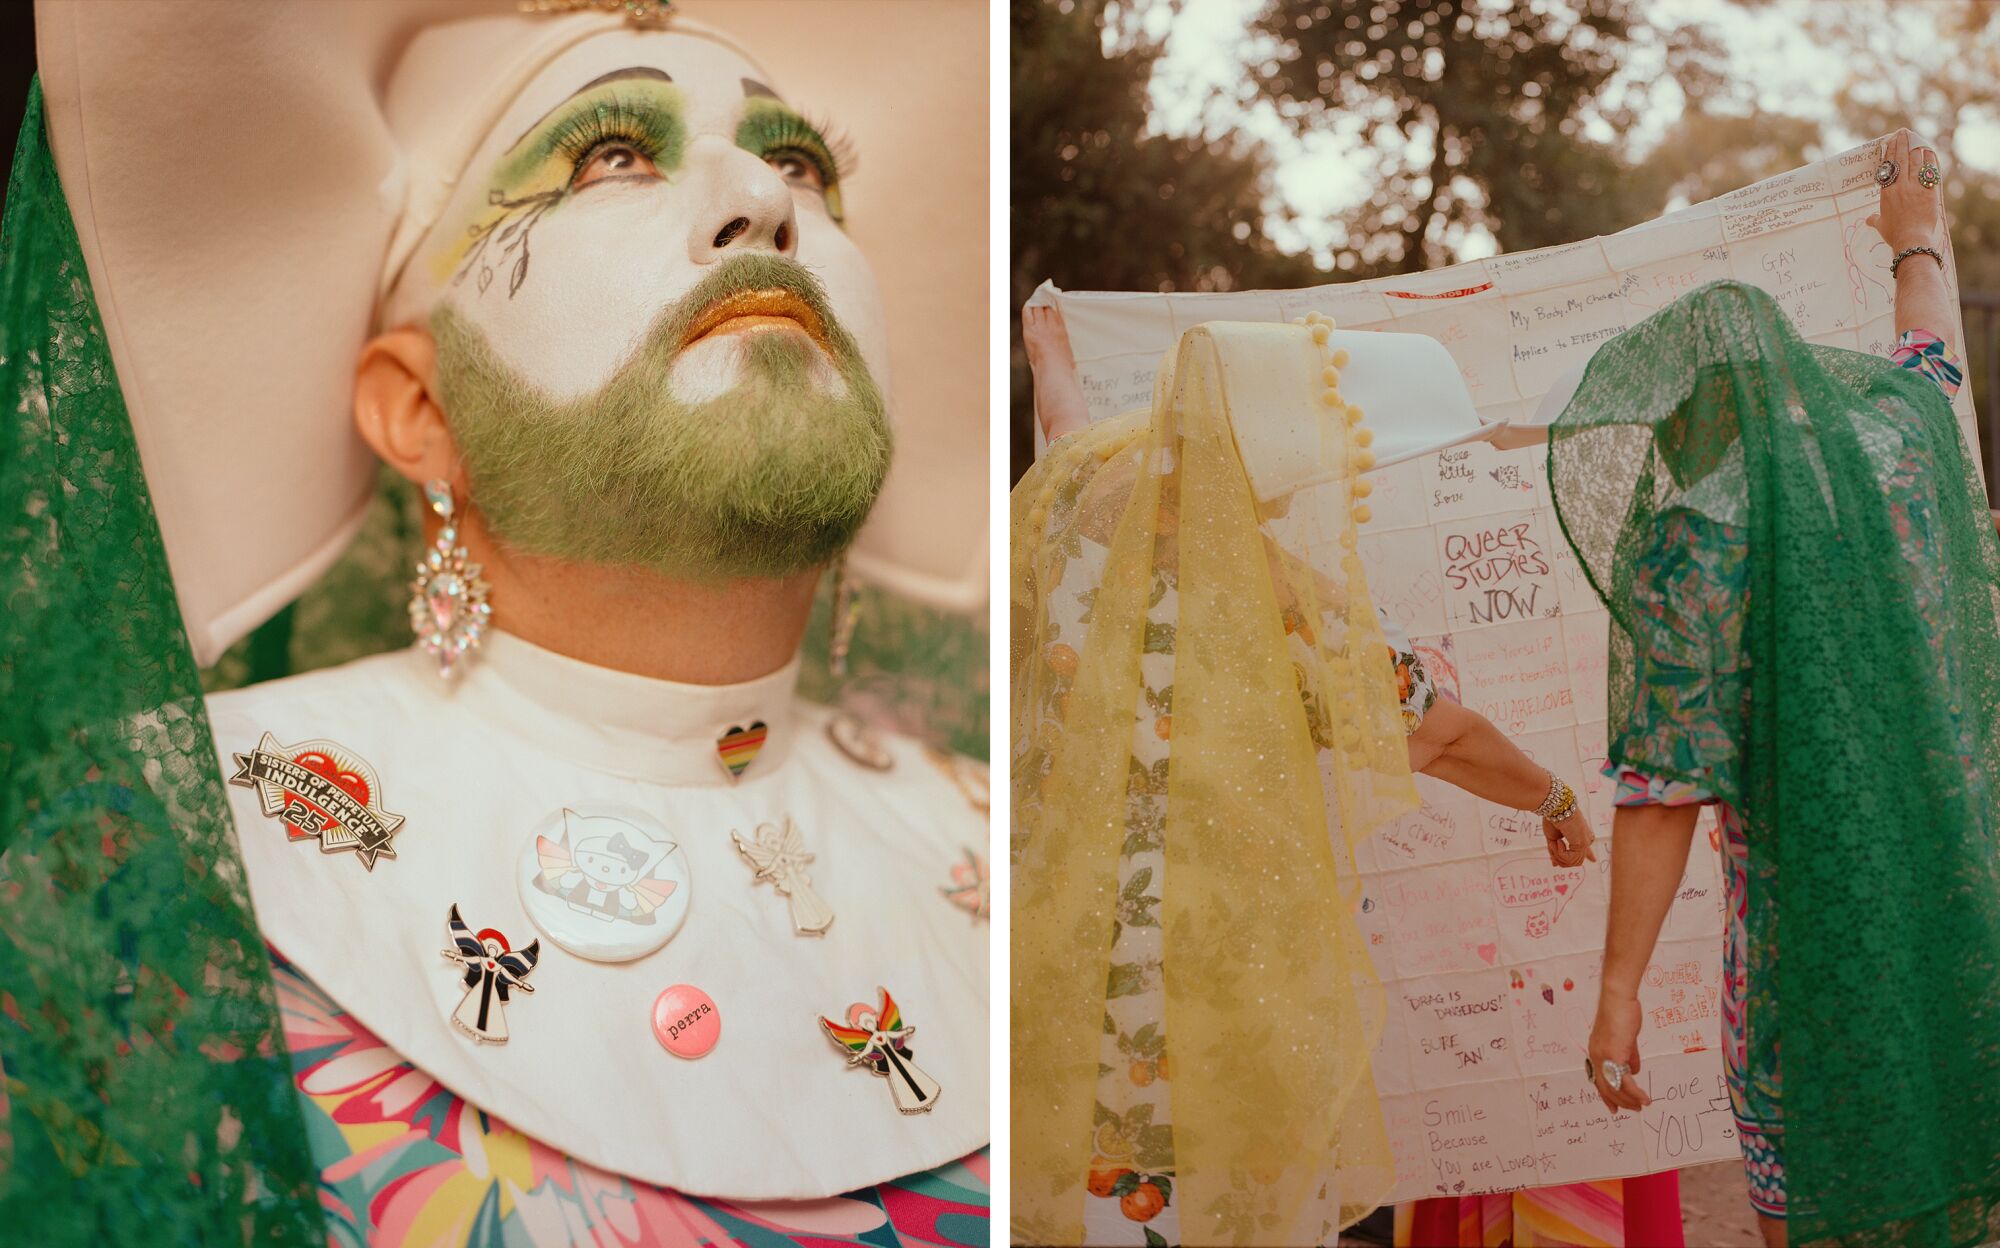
[685,135,800,265]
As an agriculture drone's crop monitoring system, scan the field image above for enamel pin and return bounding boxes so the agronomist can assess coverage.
[819,987,940,1115]
[731,816,834,935]
[229,733,406,870]
[924,746,990,816]
[715,720,768,782]
[442,904,539,1044]
[940,847,989,921]
[517,806,692,962]
[826,712,894,771]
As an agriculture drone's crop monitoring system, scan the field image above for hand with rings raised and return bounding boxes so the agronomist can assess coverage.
[1868,127,1944,256]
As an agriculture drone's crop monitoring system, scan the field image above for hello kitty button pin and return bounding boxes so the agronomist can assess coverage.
[515,805,693,962]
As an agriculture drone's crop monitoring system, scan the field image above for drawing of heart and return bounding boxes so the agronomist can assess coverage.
[1476,943,1498,964]
[1541,984,1555,1005]
[284,752,369,840]
[1554,882,1569,895]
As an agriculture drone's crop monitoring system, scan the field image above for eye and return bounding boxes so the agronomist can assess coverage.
[573,141,661,188]
[768,150,828,193]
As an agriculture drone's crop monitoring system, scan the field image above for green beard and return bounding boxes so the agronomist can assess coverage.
[430,255,891,582]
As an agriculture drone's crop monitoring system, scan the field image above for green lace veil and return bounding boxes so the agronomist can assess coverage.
[0,83,321,1242]
[1550,280,2000,1247]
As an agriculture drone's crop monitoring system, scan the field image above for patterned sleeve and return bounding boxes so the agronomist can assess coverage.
[1608,765,1716,808]
[1890,329,1964,399]
[1377,607,1438,735]
[1602,509,1748,805]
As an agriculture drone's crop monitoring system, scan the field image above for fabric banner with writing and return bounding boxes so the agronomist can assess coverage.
[1028,134,1982,1202]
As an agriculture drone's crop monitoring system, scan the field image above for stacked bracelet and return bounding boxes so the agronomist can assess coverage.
[1532,773,1578,822]
[1891,246,1945,279]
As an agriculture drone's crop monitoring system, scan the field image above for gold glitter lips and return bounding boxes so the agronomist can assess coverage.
[681,288,830,353]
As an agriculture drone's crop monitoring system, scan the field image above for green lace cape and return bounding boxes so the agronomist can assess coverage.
[1551,280,2000,1248]
[0,82,321,1242]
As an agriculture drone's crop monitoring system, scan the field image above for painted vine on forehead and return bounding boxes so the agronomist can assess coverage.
[450,78,690,298]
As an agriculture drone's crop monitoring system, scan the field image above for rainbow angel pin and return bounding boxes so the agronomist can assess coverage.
[818,987,940,1115]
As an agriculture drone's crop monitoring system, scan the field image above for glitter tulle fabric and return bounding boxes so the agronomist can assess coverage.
[1549,280,2000,1248]
[1011,322,1417,1245]
[0,84,321,1242]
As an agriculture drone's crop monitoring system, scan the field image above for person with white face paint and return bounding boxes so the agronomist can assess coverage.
[1,2,989,1244]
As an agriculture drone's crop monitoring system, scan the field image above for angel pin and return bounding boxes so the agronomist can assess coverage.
[442,904,539,1044]
[731,816,834,935]
[819,987,940,1115]
[940,847,989,921]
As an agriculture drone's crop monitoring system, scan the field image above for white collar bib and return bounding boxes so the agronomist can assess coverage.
[208,644,989,1199]
[449,630,803,786]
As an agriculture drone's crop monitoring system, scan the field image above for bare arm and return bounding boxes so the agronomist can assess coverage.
[1407,699,1596,867]
[1407,699,1549,806]
[1587,802,1700,1112]
[1868,128,1957,352]
[1022,305,1092,444]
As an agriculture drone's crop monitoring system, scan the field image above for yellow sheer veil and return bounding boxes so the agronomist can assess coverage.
[1011,319,1418,1245]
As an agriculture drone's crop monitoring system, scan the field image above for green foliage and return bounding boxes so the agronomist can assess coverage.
[1011,0,1320,476]
[1249,0,1674,267]
[1012,0,2000,490]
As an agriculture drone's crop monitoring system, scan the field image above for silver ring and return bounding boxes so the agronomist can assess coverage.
[1917,162,1942,190]
[1876,158,1899,187]
[1601,1059,1627,1090]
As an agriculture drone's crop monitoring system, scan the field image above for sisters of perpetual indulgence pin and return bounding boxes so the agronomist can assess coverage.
[443,904,539,1044]
[517,806,692,962]
[819,987,940,1115]
[228,733,406,870]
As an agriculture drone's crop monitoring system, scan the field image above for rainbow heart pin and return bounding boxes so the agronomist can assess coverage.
[715,721,768,782]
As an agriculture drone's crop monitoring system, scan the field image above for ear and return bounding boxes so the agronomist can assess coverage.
[355,326,461,489]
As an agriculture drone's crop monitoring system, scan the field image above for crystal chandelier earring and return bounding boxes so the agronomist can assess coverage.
[409,479,492,680]
[828,554,861,679]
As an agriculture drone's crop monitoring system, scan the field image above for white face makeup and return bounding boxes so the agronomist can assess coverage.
[390,30,889,407]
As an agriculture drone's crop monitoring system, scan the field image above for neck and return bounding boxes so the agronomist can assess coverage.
[444,510,822,685]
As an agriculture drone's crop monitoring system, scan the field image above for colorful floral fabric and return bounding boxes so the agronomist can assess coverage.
[1052,532,1435,1246]
[1397,1171,1684,1247]
[1606,767,1713,808]
[1605,327,1965,1223]
[1889,327,1965,398]
[1380,610,1439,734]
[270,948,990,1247]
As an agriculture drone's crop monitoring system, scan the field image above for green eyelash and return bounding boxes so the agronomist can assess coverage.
[546,93,688,178]
[736,102,856,219]
[493,86,689,192]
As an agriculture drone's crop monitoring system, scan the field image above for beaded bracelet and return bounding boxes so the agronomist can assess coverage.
[1891,245,1945,279]
[1532,773,1578,821]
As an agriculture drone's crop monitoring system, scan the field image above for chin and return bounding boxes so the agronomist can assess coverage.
[667,329,849,404]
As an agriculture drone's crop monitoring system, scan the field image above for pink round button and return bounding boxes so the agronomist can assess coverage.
[652,985,721,1058]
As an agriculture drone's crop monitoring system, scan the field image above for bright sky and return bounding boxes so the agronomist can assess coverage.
[1128,0,2000,267]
